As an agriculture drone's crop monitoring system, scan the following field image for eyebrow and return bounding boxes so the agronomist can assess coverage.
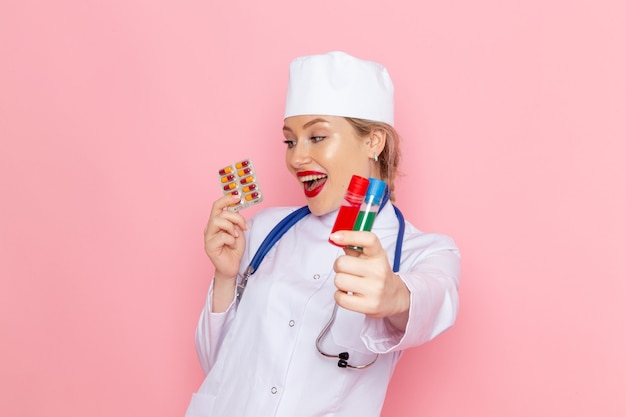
[282,117,330,132]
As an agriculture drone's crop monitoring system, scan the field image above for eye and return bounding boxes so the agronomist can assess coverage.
[311,136,326,143]
[283,139,296,149]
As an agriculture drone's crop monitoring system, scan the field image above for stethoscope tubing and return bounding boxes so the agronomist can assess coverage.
[236,205,311,304]
[315,303,379,369]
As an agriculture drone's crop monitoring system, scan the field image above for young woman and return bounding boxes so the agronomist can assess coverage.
[185,51,460,417]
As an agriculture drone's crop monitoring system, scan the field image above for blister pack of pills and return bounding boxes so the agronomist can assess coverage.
[218,158,263,211]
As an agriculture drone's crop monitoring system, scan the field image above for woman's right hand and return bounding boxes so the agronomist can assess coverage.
[204,194,249,281]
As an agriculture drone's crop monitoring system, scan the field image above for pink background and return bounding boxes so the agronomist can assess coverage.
[1,0,624,416]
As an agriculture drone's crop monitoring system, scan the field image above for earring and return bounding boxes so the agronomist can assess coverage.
[373,153,378,163]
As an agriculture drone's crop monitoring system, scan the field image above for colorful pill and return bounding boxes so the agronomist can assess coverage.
[242,184,257,193]
[219,167,233,175]
[244,192,260,201]
[238,168,252,176]
[230,190,239,196]
[240,176,254,184]
[221,174,235,183]
[223,183,237,190]
[235,160,250,169]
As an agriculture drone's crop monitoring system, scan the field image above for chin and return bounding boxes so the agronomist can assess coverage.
[306,200,340,217]
[306,204,328,217]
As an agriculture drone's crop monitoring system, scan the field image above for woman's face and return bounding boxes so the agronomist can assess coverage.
[283,115,374,216]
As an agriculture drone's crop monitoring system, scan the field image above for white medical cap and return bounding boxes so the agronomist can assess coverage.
[284,51,395,126]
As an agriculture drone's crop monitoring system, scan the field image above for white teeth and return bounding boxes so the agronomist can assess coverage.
[299,174,327,183]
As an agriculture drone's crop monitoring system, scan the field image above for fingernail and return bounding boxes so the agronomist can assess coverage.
[329,232,343,241]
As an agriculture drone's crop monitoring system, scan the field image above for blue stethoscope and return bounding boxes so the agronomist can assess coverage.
[236,189,405,369]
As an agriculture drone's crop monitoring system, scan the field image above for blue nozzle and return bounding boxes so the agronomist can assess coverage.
[365,178,387,205]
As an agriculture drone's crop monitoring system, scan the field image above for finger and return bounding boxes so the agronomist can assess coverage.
[334,275,391,317]
[334,289,372,315]
[206,202,248,235]
[334,272,370,295]
[205,225,247,260]
[206,215,233,237]
[211,193,243,217]
[333,248,390,280]
[218,210,249,233]
[207,228,237,250]
[328,231,384,257]
[333,254,369,277]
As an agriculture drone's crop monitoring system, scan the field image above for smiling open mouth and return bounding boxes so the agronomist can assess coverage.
[299,174,327,197]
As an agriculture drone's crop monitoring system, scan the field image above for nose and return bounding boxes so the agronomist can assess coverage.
[286,140,311,169]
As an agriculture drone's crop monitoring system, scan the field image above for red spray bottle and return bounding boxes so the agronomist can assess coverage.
[329,175,370,247]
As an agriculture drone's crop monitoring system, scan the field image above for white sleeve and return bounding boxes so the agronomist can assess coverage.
[192,207,295,374]
[194,281,237,375]
[361,248,461,353]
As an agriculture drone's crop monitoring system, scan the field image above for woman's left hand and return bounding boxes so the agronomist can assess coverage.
[329,231,411,331]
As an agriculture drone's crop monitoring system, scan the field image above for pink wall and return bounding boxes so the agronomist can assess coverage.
[1,0,624,416]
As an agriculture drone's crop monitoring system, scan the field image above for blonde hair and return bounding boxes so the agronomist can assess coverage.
[344,117,402,202]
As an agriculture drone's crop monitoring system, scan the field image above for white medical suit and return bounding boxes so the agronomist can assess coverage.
[185,202,460,417]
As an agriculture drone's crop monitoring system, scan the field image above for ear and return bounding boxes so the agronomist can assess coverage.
[365,128,387,159]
